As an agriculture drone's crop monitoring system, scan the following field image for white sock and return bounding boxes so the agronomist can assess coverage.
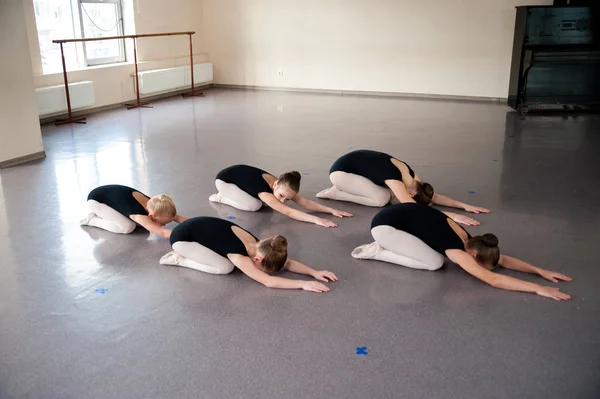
[316,186,339,199]
[160,251,185,265]
[351,242,382,259]
[80,212,97,226]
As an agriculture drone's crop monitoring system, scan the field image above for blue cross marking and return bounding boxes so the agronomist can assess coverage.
[356,347,368,355]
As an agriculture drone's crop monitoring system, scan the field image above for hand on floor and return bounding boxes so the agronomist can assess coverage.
[463,204,491,214]
[539,269,572,283]
[302,281,330,293]
[331,209,353,218]
[312,270,338,282]
[536,286,571,301]
[315,217,337,228]
[450,213,480,226]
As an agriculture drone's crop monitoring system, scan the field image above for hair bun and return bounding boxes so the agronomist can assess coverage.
[270,235,288,251]
[290,171,301,179]
[482,233,499,247]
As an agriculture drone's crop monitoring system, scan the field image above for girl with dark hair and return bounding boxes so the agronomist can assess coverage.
[352,203,571,300]
[209,164,352,227]
[317,149,488,226]
[160,217,337,293]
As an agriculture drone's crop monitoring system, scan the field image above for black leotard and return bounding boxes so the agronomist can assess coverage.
[329,150,416,187]
[371,203,469,254]
[88,185,149,217]
[170,217,258,258]
[216,165,273,199]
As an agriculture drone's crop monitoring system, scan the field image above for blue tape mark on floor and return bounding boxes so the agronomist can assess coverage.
[468,191,476,195]
[508,135,514,138]
[356,347,368,355]
[302,172,310,176]
[492,159,499,162]
[348,146,356,150]
[226,215,236,220]
[95,288,108,294]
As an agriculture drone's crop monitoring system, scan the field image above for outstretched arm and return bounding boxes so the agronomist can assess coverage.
[442,211,480,227]
[445,249,571,300]
[260,192,337,227]
[292,195,353,218]
[433,193,490,214]
[499,254,572,283]
[130,215,172,239]
[285,259,338,282]
[229,254,330,293]
[173,214,189,224]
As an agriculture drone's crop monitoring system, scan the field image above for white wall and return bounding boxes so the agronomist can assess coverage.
[24,0,555,117]
[0,0,44,164]
[25,0,207,113]
[203,0,553,98]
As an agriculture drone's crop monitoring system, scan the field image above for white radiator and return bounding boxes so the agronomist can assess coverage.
[136,63,213,95]
[35,81,95,116]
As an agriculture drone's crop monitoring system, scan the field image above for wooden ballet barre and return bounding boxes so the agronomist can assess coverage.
[51,31,203,126]
[52,31,195,44]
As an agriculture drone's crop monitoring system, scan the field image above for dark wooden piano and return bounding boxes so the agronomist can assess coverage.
[508,3,600,113]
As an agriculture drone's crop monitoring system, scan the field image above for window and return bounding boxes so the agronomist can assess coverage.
[79,0,125,66]
[33,0,126,73]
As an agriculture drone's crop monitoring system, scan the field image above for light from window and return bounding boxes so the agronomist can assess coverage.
[80,1,125,65]
[32,0,126,73]
[33,0,79,73]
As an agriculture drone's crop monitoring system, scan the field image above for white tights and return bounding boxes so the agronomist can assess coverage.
[210,179,263,211]
[85,200,136,234]
[369,225,444,271]
[320,171,391,207]
[169,241,235,275]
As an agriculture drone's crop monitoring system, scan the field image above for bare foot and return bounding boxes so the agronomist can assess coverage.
[316,186,340,199]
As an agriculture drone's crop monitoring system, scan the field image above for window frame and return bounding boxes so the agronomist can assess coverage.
[77,0,126,67]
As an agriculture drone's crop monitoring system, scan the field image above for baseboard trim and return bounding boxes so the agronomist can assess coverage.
[0,151,46,169]
[39,83,215,125]
[38,83,507,125]
[213,84,507,104]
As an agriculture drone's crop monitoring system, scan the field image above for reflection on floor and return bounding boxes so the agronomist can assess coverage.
[1,89,598,398]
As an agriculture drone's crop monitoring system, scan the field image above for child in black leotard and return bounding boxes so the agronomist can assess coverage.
[352,203,572,301]
[209,164,352,228]
[317,149,489,226]
[160,217,338,293]
[80,184,188,238]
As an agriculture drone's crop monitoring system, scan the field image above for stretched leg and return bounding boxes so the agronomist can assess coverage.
[353,225,444,271]
[317,171,390,207]
[209,179,263,212]
[81,200,136,234]
[160,241,235,275]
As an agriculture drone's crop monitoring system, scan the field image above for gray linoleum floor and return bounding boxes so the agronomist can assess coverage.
[1,89,599,399]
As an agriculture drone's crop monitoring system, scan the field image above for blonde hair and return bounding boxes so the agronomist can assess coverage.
[257,235,288,275]
[147,194,177,217]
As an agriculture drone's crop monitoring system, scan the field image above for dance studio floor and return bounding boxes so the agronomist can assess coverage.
[1,89,599,398]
